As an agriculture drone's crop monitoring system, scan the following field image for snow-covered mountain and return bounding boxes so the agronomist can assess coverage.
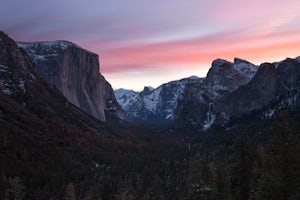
[115,76,202,123]
[115,88,139,111]
[119,56,299,131]
[116,58,258,127]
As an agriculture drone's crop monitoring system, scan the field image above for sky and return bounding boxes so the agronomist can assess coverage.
[1,0,300,91]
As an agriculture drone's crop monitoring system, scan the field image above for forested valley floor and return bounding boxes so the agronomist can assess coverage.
[0,109,299,200]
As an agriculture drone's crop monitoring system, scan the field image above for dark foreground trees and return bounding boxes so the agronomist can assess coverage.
[0,110,299,199]
[255,110,300,200]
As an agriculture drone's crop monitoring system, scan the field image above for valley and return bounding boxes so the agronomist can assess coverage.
[0,31,299,200]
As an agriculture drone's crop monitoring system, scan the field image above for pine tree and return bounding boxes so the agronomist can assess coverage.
[213,163,230,200]
[4,177,26,200]
[64,182,76,200]
[114,178,136,200]
[229,133,254,200]
[255,109,300,200]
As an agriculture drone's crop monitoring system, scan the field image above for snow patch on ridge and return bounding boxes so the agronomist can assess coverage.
[115,89,138,107]
[18,79,26,93]
[0,64,8,72]
[17,40,97,61]
[233,58,258,80]
[264,109,276,118]
[144,87,162,112]
[18,40,77,50]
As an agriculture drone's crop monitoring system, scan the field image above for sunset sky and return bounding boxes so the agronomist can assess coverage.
[1,0,300,91]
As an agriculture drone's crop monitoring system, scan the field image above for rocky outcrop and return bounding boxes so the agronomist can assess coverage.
[175,57,300,130]
[115,58,259,127]
[204,58,257,91]
[213,59,300,121]
[213,63,276,117]
[174,58,258,129]
[18,41,125,122]
[116,54,299,130]
[115,76,201,123]
[0,31,112,135]
[0,33,35,99]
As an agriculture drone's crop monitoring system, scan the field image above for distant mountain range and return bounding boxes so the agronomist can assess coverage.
[115,76,201,123]
[1,30,299,133]
[116,57,300,130]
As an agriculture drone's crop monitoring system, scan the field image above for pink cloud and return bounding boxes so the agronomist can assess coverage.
[98,27,300,74]
[2,0,300,90]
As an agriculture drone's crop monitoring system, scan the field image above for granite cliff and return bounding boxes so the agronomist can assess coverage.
[175,57,300,130]
[0,31,111,135]
[115,58,258,128]
[213,58,300,121]
[18,41,124,122]
[174,58,258,129]
[116,56,300,130]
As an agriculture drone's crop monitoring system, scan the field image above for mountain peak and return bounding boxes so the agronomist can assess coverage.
[234,58,253,65]
[140,86,154,95]
[187,75,200,80]
[212,58,231,67]
[233,58,257,80]
[144,86,154,91]
[204,57,258,91]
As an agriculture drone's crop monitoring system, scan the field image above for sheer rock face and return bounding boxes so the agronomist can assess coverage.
[0,31,111,135]
[176,58,300,130]
[18,41,125,122]
[115,56,300,130]
[213,63,277,116]
[174,58,258,129]
[213,59,300,118]
[115,58,259,127]
[204,58,258,91]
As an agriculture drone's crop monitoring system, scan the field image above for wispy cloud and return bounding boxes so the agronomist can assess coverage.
[100,28,300,74]
[1,0,300,90]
